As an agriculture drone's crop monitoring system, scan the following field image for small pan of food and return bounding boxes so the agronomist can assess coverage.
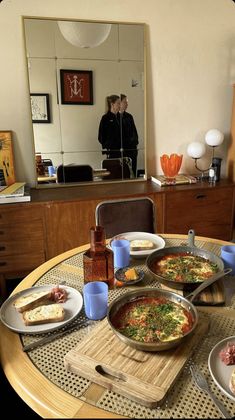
[107,288,198,351]
[146,229,231,292]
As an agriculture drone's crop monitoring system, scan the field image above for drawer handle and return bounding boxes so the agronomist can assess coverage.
[196,194,207,199]
[0,246,5,251]
[0,261,7,266]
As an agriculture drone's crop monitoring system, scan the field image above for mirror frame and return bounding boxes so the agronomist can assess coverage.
[23,16,147,189]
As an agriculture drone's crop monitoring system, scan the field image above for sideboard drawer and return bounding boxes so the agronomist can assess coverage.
[165,186,234,240]
[0,252,45,273]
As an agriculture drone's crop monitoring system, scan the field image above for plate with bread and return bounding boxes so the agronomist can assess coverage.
[0,284,83,334]
[109,232,165,258]
[208,336,235,402]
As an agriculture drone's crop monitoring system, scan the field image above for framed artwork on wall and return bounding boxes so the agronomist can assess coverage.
[30,93,51,123]
[0,131,16,186]
[60,69,93,105]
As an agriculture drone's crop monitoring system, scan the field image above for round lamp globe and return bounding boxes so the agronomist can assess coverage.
[187,142,206,159]
[205,129,224,147]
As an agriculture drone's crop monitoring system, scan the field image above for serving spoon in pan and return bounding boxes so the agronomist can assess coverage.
[186,267,232,302]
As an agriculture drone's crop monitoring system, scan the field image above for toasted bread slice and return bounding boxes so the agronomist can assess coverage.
[22,303,65,326]
[130,239,155,251]
[229,368,235,395]
[13,290,52,313]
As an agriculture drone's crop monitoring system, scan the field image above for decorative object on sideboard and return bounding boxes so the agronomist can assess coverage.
[0,131,16,186]
[187,129,224,181]
[151,174,197,186]
[160,153,183,181]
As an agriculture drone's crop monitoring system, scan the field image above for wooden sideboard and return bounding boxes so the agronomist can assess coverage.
[0,179,234,296]
[227,84,235,181]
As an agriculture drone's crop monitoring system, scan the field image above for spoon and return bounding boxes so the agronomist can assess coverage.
[186,267,232,302]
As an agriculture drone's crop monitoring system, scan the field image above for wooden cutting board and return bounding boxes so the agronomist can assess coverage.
[64,316,209,408]
[189,278,225,305]
[161,279,225,305]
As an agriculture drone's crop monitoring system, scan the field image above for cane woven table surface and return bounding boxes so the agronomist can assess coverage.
[1,234,235,419]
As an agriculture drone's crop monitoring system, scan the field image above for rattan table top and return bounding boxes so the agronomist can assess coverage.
[1,234,235,418]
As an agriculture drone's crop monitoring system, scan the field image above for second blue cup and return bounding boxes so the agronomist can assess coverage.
[83,281,108,320]
[221,245,235,275]
[111,239,130,268]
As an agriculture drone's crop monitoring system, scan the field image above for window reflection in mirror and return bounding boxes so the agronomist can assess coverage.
[23,17,146,187]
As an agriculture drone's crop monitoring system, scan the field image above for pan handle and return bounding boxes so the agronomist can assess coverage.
[186,267,232,302]
[188,229,196,247]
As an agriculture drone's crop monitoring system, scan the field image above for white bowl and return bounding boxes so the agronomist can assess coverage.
[109,232,165,258]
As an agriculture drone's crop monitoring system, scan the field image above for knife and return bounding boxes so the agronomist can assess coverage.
[22,319,91,352]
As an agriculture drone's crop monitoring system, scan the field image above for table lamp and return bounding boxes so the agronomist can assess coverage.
[187,129,224,179]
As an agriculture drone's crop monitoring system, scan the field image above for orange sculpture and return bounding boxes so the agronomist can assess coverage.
[160,154,183,179]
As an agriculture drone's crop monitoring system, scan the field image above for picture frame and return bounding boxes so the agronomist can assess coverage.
[30,93,51,123]
[0,131,16,186]
[60,69,93,105]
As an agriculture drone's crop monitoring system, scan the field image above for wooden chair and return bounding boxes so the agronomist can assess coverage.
[95,197,156,238]
[101,157,133,179]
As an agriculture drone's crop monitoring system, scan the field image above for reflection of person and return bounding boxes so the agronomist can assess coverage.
[98,95,121,158]
[120,94,139,176]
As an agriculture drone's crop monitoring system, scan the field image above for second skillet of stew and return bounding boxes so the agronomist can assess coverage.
[151,253,219,283]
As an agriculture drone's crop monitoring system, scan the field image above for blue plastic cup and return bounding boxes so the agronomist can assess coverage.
[111,239,130,268]
[83,281,108,320]
[221,245,235,275]
[48,165,56,176]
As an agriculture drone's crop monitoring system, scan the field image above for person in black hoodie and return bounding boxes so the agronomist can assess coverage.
[98,95,121,158]
[120,94,139,176]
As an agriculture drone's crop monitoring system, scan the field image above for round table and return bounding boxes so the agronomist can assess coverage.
[1,234,235,419]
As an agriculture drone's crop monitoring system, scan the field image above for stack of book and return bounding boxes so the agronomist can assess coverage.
[151,174,197,186]
[0,182,31,204]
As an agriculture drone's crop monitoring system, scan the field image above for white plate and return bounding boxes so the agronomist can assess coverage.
[0,285,83,334]
[109,232,165,258]
[208,336,235,402]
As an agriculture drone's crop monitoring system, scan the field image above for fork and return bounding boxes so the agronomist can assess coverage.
[190,365,231,418]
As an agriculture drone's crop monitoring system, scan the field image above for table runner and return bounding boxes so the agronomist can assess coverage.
[20,237,235,418]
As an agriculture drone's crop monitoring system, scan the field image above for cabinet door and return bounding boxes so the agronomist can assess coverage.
[165,187,234,240]
[44,200,100,259]
[0,205,46,274]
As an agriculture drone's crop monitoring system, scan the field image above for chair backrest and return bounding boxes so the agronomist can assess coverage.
[42,158,53,167]
[102,157,133,179]
[95,197,156,238]
[57,164,93,183]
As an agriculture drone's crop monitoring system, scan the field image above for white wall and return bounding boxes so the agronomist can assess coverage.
[0,0,235,185]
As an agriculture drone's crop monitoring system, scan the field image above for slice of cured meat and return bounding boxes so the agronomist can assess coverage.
[219,341,235,365]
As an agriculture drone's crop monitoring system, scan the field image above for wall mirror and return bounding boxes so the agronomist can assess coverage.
[23,17,146,187]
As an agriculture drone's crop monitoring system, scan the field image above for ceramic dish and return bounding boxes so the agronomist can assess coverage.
[115,267,145,286]
[109,232,165,258]
[208,336,235,402]
[0,284,83,334]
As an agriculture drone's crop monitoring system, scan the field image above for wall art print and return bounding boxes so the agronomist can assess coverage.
[60,69,93,105]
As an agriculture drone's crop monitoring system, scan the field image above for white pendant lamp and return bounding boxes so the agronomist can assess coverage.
[58,21,111,48]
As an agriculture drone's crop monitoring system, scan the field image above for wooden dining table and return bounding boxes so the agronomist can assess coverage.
[0,233,235,419]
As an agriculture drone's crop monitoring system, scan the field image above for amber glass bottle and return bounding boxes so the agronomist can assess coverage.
[83,226,114,288]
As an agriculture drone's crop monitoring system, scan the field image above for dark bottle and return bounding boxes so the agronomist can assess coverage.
[212,157,222,182]
[83,225,114,288]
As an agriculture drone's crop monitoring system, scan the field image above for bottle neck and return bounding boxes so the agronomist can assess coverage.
[90,226,106,251]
